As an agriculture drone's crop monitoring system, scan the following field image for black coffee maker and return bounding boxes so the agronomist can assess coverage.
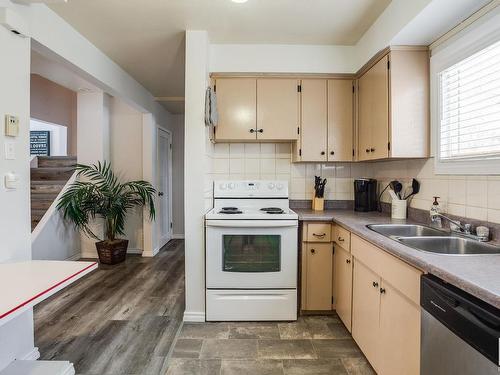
[354,179,377,212]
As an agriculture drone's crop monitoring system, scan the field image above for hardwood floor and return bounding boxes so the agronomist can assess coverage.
[34,239,185,375]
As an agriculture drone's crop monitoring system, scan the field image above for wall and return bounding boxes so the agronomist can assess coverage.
[184,30,210,322]
[110,97,144,251]
[30,74,77,155]
[171,114,185,238]
[0,4,37,369]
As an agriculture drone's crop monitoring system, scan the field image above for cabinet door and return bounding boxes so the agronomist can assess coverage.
[305,243,333,310]
[352,260,381,371]
[300,79,328,162]
[357,73,372,161]
[328,80,353,161]
[215,78,257,141]
[378,281,420,375]
[334,245,352,331]
[257,79,299,140]
[369,55,390,159]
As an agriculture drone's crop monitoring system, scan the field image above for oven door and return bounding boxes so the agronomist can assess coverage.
[205,220,298,289]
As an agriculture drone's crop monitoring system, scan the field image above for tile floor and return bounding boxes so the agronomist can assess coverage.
[166,314,375,375]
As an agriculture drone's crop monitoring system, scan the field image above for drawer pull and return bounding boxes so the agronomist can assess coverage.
[346,259,351,264]
[337,237,345,242]
[371,148,375,152]
[310,248,316,254]
[372,281,379,288]
[249,129,255,133]
[380,288,386,294]
[313,233,326,238]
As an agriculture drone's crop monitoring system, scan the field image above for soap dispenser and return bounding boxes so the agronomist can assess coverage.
[430,196,442,227]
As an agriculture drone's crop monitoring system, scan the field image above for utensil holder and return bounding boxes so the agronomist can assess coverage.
[391,199,407,219]
[312,197,324,211]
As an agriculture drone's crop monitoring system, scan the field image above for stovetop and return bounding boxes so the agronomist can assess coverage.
[205,206,298,220]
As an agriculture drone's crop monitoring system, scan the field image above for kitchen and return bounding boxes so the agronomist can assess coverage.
[181,2,500,374]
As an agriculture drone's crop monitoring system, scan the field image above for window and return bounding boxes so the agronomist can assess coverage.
[436,37,500,174]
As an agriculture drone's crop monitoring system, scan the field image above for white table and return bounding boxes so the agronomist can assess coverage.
[0,260,98,328]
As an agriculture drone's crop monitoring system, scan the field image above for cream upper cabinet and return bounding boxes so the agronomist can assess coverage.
[305,242,333,311]
[214,78,257,141]
[358,55,389,161]
[328,80,354,161]
[257,79,299,140]
[299,79,328,162]
[357,48,429,161]
[378,280,420,375]
[334,244,352,331]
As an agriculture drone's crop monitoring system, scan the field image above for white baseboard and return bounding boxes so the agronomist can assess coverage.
[21,347,40,360]
[65,253,81,261]
[183,311,205,322]
[127,248,143,255]
[172,234,184,239]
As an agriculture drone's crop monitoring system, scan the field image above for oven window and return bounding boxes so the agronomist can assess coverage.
[222,235,281,272]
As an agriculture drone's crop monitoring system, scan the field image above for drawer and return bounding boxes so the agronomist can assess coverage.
[334,225,351,251]
[351,234,422,305]
[305,223,332,242]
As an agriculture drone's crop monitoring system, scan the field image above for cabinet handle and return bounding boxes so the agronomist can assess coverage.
[370,148,375,152]
[365,149,370,153]
[258,129,264,133]
[330,151,334,155]
[372,281,379,288]
[321,151,326,155]
[380,288,386,294]
[310,248,316,254]
[313,233,326,238]
[249,129,255,133]
[346,259,351,264]
[337,237,344,242]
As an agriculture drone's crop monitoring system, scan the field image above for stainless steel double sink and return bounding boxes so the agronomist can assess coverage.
[367,224,500,255]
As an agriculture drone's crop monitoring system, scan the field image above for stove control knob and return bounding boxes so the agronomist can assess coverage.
[219,183,227,190]
[276,183,284,190]
[228,182,236,190]
[268,183,275,190]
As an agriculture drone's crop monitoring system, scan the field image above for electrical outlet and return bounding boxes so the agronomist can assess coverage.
[4,115,19,137]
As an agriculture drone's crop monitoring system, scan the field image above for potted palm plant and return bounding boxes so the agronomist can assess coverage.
[57,161,156,265]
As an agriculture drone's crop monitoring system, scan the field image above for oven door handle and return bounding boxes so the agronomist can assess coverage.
[206,220,298,228]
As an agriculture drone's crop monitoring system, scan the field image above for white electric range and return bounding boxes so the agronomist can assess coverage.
[205,180,298,321]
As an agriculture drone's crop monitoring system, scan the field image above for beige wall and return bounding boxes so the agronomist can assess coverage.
[30,74,77,156]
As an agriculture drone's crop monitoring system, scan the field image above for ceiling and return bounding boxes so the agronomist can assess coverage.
[49,0,391,114]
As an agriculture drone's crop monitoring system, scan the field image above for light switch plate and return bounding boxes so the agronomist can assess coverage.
[4,141,15,160]
[4,114,19,137]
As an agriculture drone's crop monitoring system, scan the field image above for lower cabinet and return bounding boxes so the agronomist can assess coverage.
[351,234,422,375]
[304,242,333,310]
[333,244,352,331]
[352,260,381,370]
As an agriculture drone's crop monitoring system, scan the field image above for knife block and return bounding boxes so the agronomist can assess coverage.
[312,197,324,211]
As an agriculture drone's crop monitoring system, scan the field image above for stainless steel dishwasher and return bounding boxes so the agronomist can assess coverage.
[421,275,500,375]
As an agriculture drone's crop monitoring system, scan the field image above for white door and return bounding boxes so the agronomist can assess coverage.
[157,128,172,248]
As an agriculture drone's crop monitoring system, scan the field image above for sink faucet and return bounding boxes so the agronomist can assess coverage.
[430,212,489,242]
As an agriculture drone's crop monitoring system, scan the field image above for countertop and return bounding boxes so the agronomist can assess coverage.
[295,209,500,309]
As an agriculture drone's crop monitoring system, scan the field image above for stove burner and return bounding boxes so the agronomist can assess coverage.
[260,207,285,214]
[219,207,242,214]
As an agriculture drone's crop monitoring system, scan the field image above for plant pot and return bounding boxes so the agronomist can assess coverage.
[95,239,129,265]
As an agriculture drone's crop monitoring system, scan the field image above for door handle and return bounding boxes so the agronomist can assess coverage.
[370,148,375,152]
[337,237,344,242]
[258,129,264,133]
[330,151,334,155]
[321,151,326,155]
[365,149,370,153]
[310,248,316,254]
[158,192,164,197]
[346,259,351,264]
[380,287,386,294]
[372,281,379,288]
[249,129,255,133]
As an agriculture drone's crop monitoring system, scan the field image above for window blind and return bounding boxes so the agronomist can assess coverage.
[439,39,500,160]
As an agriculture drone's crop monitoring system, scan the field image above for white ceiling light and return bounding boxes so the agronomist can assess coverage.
[231,0,248,3]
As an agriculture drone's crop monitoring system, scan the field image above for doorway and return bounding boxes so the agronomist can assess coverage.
[157,127,173,248]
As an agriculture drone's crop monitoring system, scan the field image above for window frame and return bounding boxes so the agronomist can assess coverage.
[432,11,500,175]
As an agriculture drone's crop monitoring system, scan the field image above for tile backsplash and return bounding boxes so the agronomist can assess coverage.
[204,140,500,224]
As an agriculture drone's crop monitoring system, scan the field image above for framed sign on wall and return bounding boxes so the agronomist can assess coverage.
[30,131,51,156]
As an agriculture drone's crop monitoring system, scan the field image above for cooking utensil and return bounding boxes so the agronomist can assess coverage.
[389,180,403,199]
[404,178,420,200]
[388,189,399,201]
